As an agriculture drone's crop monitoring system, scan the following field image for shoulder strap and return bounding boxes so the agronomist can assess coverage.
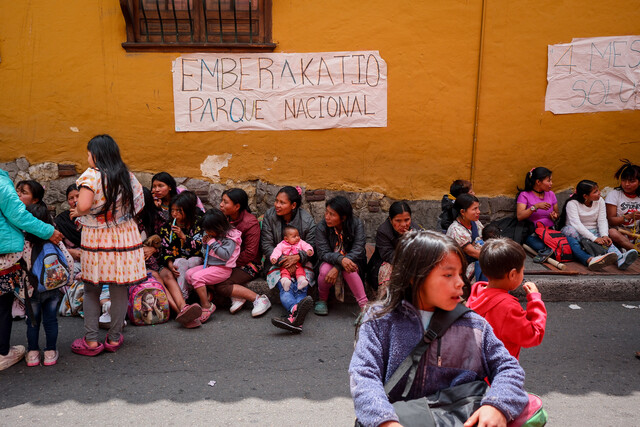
[384,304,471,398]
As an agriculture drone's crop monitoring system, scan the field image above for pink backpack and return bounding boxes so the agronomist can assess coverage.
[127,273,169,326]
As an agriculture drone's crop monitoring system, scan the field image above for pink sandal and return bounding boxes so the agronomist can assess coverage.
[104,335,124,352]
[71,338,104,357]
[175,304,202,326]
[199,303,216,324]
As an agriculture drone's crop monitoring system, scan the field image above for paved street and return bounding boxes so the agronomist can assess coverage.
[1,301,639,426]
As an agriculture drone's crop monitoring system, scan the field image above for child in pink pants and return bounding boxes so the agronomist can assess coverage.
[270,226,314,291]
[183,209,242,327]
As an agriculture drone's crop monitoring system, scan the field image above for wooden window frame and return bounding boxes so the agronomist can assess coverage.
[120,0,276,52]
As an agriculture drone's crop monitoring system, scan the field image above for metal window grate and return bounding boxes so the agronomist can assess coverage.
[137,0,259,45]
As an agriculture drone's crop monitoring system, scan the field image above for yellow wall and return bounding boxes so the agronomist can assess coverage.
[1,0,639,199]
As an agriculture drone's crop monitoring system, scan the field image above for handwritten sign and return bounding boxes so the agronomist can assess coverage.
[172,51,387,131]
[545,36,640,114]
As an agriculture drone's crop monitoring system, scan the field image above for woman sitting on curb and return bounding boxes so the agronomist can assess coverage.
[314,196,368,317]
[214,188,271,317]
[365,201,416,296]
[262,186,316,333]
[558,180,635,270]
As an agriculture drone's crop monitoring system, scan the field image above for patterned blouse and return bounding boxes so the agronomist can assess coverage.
[76,168,144,229]
[158,220,203,265]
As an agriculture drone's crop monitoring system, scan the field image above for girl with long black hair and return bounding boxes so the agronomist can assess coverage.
[70,134,145,356]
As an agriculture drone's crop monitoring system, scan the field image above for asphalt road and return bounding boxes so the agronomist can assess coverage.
[0,301,638,426]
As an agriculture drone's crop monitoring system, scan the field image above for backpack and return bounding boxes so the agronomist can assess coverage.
[59,279,84,317]
[534,223,572,263]
[31,242,71,293]
[127,273,169,326]
[487,217,535,245]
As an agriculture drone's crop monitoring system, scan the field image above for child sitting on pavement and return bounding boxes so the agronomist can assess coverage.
[466,238,547,359]
[270,225,314,292]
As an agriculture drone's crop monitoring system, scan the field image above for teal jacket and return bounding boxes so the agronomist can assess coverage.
[0,169,54,254]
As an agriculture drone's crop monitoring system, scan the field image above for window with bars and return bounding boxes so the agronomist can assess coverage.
[120,0,275,52]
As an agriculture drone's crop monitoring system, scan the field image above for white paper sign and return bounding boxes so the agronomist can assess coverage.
[545,36,640,114]
[172,51,387,131]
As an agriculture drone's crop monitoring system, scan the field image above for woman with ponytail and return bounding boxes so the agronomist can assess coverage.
[558,180,635,270]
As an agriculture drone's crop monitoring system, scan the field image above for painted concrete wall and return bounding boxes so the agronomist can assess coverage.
[0,0,639,200]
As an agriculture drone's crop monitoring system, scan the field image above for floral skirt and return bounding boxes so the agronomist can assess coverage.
[81,219,146,287]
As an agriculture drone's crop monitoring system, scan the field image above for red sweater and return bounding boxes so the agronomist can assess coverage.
[466,281,547,360]
[230,210,261,267]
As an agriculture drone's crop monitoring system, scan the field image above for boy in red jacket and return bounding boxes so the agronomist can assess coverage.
[467,238,547,359]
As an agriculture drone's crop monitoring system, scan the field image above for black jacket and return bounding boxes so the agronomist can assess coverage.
[315,217,367,279]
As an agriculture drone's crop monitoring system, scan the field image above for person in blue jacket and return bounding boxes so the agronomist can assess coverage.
[0,168,63,370]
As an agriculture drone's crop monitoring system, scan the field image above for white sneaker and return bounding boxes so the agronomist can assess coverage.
[229,298,246,314]
[588,252,618,271]
[99,311,112,329]
[0,345,26,371]
[251,294,272,317]
[618,249,638,270]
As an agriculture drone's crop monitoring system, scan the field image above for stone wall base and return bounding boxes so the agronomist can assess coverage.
[1,157,572,242]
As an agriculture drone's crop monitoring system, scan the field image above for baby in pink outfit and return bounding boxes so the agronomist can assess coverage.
[270,226,314,291]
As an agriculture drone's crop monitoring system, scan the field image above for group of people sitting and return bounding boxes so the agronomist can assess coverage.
[434,162,640,283]
[0,135,638,425]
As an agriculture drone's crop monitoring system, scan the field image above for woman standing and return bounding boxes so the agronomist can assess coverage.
[215,188,271,317]
[262,186,316,333]
[0,168,62,370]
[314,196,368,316]
[70,135,146,356]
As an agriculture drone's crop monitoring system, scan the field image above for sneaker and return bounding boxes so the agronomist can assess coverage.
[271,312,302,333]
[0,345,26,370]
[98,311,112,330]
[314,300,328,316]
[618,249,638,270]
[199,303,216,324]
[532,247,554,264]
[251,295,272,317]
[26,350,40,367]
[230,298,246,314]
[292,296,313,327]
[43,350,59,366]
[588,252,618,271]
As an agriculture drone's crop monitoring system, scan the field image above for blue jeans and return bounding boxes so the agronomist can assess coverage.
[525,234,547,252]
[562,226,623,266]
[26,289,61,351]
[277,280,308,313]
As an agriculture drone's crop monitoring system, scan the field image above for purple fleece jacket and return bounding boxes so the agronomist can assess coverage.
[349,301,528,427]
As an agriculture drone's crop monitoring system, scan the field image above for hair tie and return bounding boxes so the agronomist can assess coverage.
[528,167,536,178]
[295,186,302,196]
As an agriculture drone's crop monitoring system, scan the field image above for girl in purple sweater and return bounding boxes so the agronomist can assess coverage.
[349,231,528,427]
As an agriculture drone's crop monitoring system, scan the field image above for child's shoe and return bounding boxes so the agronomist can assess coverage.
[229,298,246,314]
[618,249,638,270]
[43,350,59,366]
[292,296,313,327]
[175,303,202,326]
[251,295,272,317]
[104,335,124,353]
[314,300,328,316]
[184,318,202,328]
[271,311,302,333]
[0,345,26,370]
[199,303,216,324]
[588,252,618,271]
[25,350,40,367]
